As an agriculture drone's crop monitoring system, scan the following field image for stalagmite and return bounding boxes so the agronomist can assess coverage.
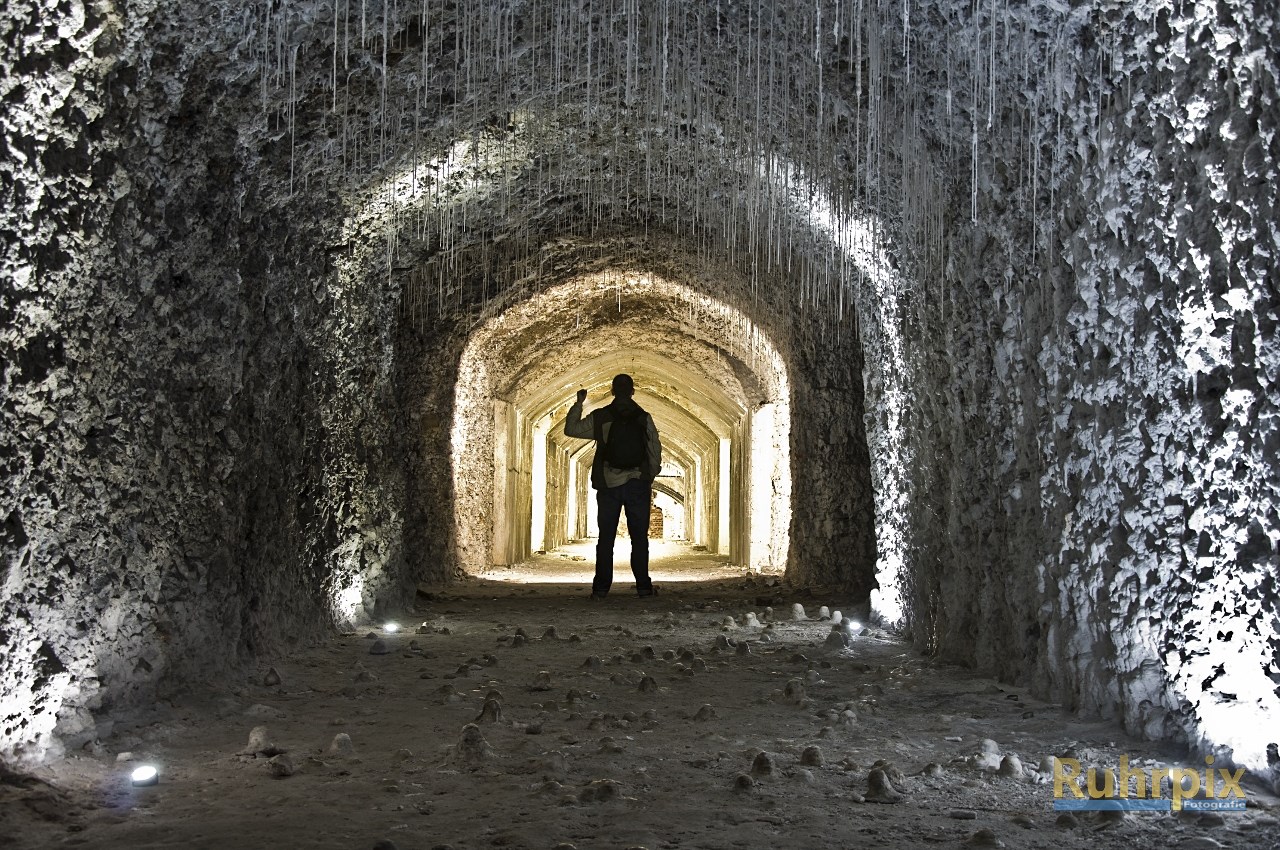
[475,699,503,723]
[241,726,274,756]
[863,768,904,803]
[965,829,1004,848]
[268,753,296,777]
[577,779,621,803]
[450,724,495,765]
[328,733,356,758]
[998,754,1024,779]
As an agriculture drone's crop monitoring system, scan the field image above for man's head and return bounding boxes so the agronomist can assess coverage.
[611,374,635,398]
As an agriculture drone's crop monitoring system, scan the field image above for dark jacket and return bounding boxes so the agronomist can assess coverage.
[564,396,663,489]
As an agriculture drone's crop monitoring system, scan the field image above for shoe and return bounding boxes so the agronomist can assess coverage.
[637,585,659,597]
[589,592,607,600]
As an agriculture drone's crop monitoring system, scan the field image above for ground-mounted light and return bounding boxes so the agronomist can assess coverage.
[384,622,399,633]
[130,765,159,786]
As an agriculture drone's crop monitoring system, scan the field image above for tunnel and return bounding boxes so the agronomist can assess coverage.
[452,271,792,575]
[1,0,1277,840]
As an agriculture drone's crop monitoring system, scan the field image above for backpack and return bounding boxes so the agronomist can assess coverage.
[604,409,647,470]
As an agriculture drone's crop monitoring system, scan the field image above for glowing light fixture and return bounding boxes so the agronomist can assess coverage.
[131,765,158,786]
[384,622,399,633]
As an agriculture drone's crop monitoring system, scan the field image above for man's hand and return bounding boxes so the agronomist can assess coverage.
[576,389,588,404]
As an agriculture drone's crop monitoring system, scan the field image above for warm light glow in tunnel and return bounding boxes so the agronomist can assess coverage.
[451,271,791,583]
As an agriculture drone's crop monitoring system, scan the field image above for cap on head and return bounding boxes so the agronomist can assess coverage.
[611,374,635,398]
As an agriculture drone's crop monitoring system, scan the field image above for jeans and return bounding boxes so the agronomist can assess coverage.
[594,478,653,595]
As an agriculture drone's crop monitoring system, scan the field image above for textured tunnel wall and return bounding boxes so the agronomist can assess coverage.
[891,0,1279,772]
[1,0,1276,778]
[0,0,417,766]
[1035,2,1278,767]
[0,0,348,764]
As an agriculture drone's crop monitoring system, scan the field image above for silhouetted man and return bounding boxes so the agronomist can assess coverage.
[565,374,662,598]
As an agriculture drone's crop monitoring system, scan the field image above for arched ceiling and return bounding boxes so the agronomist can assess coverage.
[215,0,903,331]
[506,327,754,420]
[463,272,790,470]
[482,272,786,407]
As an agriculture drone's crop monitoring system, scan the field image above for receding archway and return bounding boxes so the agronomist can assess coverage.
[451,270,790,580]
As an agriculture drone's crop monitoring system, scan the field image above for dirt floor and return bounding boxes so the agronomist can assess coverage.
[3,543,1277,850]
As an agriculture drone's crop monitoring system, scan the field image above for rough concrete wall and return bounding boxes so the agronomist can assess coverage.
[0,0,269,765]
[543,439,569,552]
[313,252,411,621]
[1032,0,1279,767]
[889,0,1279,773]
[397,320,469,587]
[0,0,397,766]
[789,318,877,592]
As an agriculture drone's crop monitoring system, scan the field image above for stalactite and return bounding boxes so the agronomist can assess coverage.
[229,0,1072,341]
[289,43,299,197]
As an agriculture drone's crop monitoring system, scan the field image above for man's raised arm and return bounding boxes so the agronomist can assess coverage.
[564,389,594,439]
